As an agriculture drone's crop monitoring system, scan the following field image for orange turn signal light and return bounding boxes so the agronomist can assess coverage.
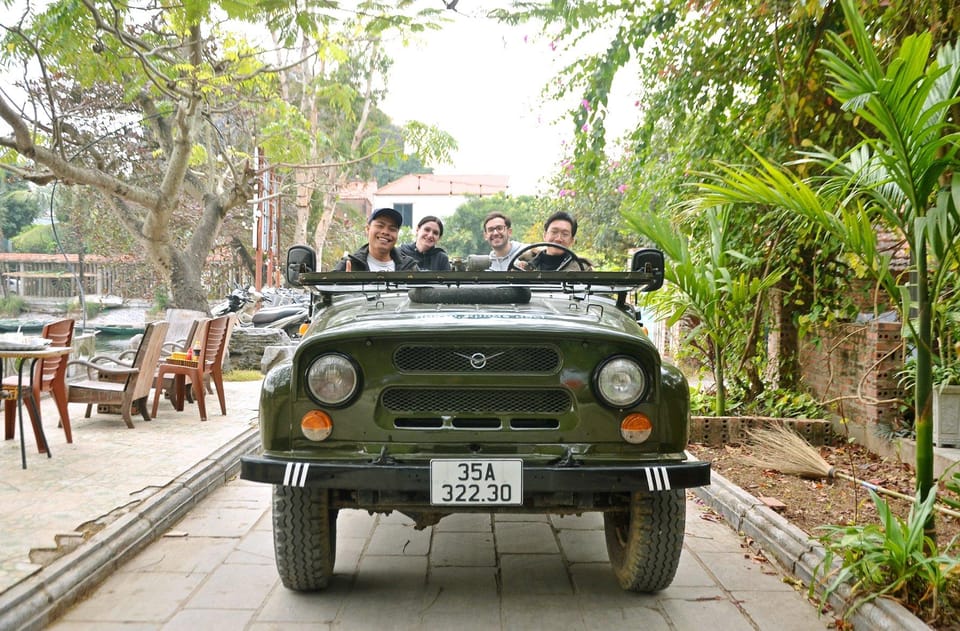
[301,410,332,441]
[298,322,310,336]
[621,413,652,444]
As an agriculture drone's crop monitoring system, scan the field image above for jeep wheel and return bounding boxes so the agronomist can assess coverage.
[604,489,685,592]
[272,485,338,591]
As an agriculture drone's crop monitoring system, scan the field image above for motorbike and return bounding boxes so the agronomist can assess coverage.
[211,284,310,339]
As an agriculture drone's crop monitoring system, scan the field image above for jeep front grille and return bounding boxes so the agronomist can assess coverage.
[393,345,560,373]
[381,387,572,414]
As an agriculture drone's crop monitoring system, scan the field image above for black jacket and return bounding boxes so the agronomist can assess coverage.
[334,244,420,271]
[399,242,451,271]
[527,248,593,271]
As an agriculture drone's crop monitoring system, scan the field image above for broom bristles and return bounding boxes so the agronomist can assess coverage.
[744,424,833,480]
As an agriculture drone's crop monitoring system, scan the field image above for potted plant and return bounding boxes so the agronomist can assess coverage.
[932,355,960,447]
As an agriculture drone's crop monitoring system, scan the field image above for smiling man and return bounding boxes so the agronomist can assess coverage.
[336,207,419,272]
[483,211,526,271]
[525,211,592,271]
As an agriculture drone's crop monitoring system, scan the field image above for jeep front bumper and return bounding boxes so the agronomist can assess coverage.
[240,454,710,493]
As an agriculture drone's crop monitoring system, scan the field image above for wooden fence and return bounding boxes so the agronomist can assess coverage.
[0,250,248,304]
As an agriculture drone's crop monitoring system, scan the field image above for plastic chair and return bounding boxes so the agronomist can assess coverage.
[151,314,233,421]
[67,320,170,428]
[3,318,74,452]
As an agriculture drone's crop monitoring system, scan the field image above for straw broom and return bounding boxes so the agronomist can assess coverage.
[743,424,960,520]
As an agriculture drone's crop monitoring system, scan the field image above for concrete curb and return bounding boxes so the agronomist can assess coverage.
[0,427,261,631]
[693,471,932,631]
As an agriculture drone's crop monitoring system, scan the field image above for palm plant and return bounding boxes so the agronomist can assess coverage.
[625,205,784,415]
[696,0,960,502]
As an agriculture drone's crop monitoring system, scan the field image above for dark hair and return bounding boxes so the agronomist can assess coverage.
[544,211,577,237]
[418,215,444,237]
[482,211,511,231]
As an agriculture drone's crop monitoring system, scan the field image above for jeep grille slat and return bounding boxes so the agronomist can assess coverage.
[393,345,560,373]
[381,388,572,414]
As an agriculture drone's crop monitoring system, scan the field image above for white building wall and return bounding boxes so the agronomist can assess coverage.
[371,194,467,227]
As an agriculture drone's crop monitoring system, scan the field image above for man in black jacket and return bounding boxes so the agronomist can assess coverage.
[524,211,592,271]
[335,207,419,271]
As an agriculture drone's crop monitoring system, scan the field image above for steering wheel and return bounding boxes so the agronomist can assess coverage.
[506,242,588,272]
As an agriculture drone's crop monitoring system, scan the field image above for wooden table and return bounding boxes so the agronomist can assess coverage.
[0,346,73,469]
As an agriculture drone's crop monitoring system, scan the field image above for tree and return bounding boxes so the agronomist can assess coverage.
[0,0,445,310]
[0,172,41,245]
[494,1,960,391]
[259,7,452,266]
[0,0,286,310]
[696,0,960,504]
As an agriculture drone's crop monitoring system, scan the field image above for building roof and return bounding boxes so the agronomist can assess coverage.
[339,180,378,202]
[376,174,509,196]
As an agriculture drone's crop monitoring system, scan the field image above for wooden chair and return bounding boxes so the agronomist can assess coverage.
[151,314,233,421]
[67,320,170,428]
[3,318,75,453]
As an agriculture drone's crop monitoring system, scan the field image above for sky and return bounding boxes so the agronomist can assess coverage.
[380,9,581,196]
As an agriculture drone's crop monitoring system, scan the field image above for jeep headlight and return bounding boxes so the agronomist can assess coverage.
[595,356,646,408]
[306,353,359,406]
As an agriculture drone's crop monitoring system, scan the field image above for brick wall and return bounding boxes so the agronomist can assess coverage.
[800,320,904,428]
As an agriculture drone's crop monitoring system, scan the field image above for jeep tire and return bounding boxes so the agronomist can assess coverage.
[272,486,338,591]
[604,489,685,592]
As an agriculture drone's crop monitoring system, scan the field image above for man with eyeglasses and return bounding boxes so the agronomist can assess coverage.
[482,211,526,271]
[525,211,593,271]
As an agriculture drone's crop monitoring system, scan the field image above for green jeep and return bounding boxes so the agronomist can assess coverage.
[240,245,710,593]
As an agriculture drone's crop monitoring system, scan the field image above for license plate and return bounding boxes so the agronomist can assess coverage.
[430,459,523,505]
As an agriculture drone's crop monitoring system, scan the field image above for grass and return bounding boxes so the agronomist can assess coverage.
[0,295,27,316]
[223,369,263,382]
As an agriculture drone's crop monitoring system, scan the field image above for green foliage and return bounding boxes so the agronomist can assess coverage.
[0,295,26,316]
[495,0,958,395]
[152,286,170,314]
[625,204,786,415]
[745,387,827,419]
[689,383,826,419]
[10,224,59,254]
[0,173,42,241]
[812,489,960,623]
[695,0,960,500]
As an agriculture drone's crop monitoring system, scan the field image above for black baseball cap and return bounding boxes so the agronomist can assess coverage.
[369,207,403,227]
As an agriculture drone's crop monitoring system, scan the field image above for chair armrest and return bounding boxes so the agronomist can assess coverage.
[68,358,139,381]
[161,339,189,353]
[86,354,135,368]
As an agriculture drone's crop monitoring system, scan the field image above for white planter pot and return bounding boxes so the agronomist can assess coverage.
[933,384,960,447]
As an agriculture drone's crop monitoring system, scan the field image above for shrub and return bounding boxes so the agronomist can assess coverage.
[812,489,960,624]
[0,294,26,316]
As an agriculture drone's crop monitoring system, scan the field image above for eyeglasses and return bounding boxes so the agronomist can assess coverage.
[485,224,508,234]
[546,229,572,239]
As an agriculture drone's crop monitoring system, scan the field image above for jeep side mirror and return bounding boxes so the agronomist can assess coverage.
[286,245,316,287]
[631,248,664,291]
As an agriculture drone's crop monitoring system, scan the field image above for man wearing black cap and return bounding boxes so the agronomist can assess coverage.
[335,207,419,271]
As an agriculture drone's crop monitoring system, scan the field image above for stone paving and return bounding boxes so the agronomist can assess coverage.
[0,379,261,596]
[45,480,832,630]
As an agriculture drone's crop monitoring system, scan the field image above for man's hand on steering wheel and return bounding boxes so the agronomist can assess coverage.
[506,242,587,271]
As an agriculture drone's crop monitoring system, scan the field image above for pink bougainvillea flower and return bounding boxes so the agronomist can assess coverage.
[581,124,589,133]
[581,99,591,111]
[617,184,628,194]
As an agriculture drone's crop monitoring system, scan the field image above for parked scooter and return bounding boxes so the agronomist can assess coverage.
[211,284,310,339]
